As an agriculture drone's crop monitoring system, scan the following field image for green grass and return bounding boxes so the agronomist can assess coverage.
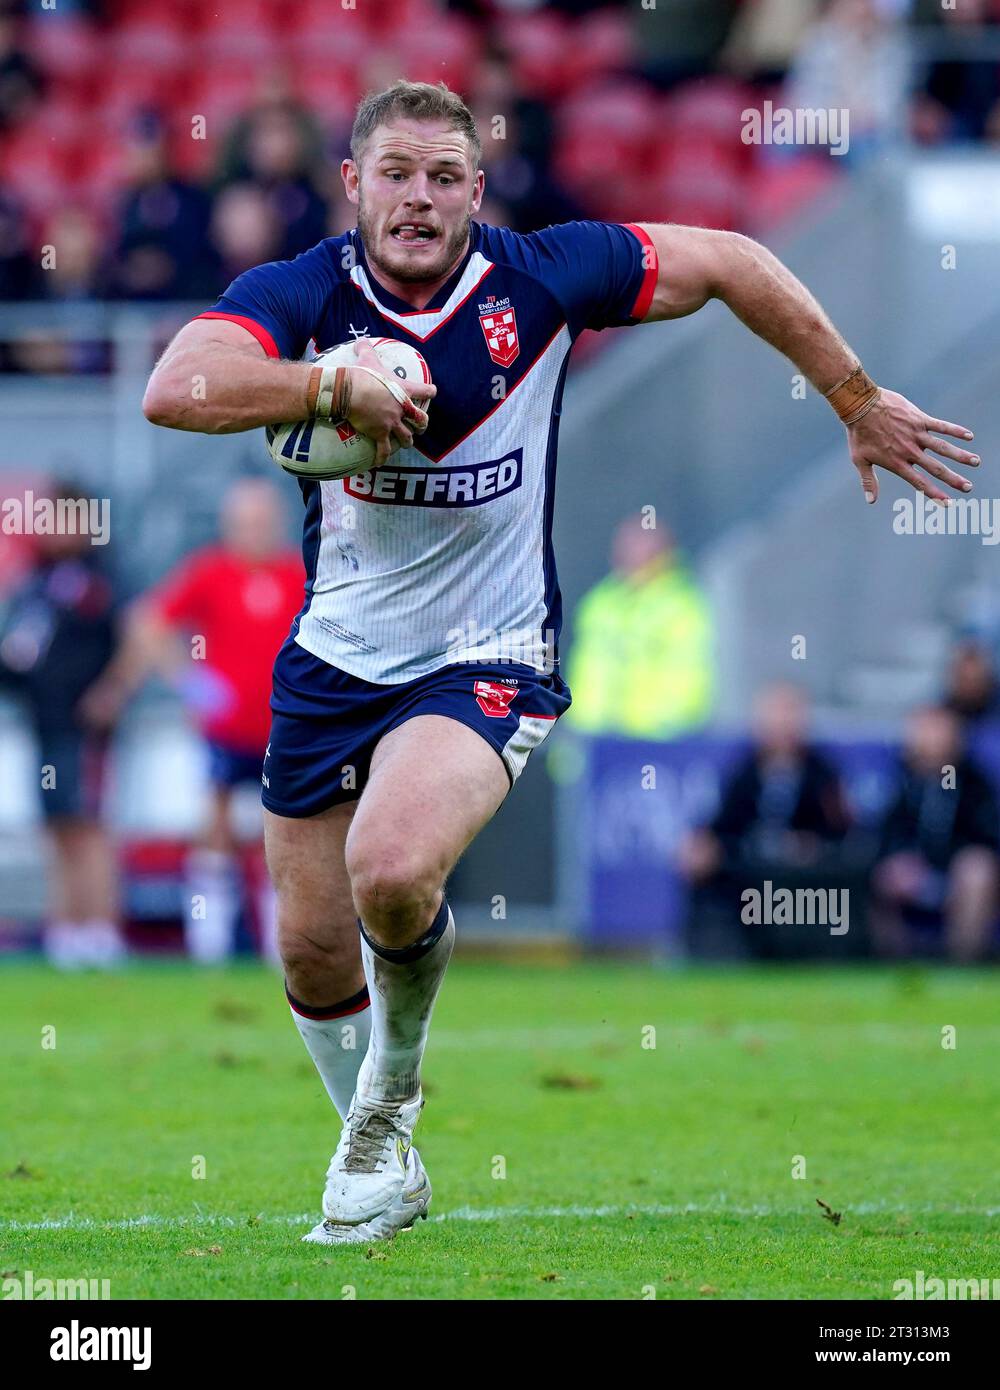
[1,958,998,1299]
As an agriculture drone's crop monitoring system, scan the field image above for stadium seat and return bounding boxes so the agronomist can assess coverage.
[563,9,637,93]
[496,11,577,102]
[373,18,480,94]
[553,83,659,210]
[20,13,103,85]
[110,18,189,75]
[0,125,71,222]
[744,155,840,233]
[648,139,746,230]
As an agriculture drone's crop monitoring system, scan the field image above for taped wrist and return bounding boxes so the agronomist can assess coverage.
[307,364,352,421]
[307,363,409,421]
[825,364,880,425]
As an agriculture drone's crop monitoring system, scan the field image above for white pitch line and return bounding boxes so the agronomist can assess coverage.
[2,1201,999,1234]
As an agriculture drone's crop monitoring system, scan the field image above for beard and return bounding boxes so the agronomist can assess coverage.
[358,198,472,285]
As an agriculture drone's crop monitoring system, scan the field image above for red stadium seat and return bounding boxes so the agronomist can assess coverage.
[284,0,374,64]
[648,138,747,230]
[110,18,189,75]
[564,8,637,93]
[20,13,104,84]
[744,156,840,233]
[365,0,439,36]
[660,79,759,172]
[0,125,72,222]
[290,64,362,132]
[496,11,577,102]
[195,0,283,66]
[375,17,480,94]
[72,140,132,217]
[554,83,659,206]
[179,66,268,134]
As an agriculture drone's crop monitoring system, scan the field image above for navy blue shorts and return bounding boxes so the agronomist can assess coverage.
[262,638,572,818]
[206,740,266,789]
[36,730,108,823]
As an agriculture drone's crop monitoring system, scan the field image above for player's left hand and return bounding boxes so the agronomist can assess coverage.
[847,389,980,506]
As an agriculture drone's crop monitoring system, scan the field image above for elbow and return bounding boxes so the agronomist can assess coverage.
[142,376,182,428]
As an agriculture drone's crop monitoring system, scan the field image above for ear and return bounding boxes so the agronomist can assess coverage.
[471,168,485,214]
[342,159,360,206]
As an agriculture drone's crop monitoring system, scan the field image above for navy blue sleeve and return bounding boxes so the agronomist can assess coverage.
[482,221,657,338]
[195,241,337,360]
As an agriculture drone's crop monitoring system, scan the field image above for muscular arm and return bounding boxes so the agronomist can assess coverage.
[142,319,433,459]
[142,320,315,434]
[636,223,980,505]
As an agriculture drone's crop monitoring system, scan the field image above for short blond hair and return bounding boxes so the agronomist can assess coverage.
[350,79,481,169]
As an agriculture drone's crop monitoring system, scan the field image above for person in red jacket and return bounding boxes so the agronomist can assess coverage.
[85,477,303,961]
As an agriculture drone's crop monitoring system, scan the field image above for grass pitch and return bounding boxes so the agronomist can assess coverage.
[1,957,997,1300]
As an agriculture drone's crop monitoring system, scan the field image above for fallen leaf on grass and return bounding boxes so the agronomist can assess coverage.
[539,1073,600,1091]
[816,1199,842,1226]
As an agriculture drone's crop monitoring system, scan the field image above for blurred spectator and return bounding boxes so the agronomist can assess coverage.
[1,0,997,325]
[217,101,330,260]
[112,113,214,301]
[11,207,110,375]
[0,8,41,130]
[913,0,1000,145]
[471,82,585,231]
[0,191,38,300]
[208,183,283,283]
[680,684,850,957]
[681,684,849,882]
[870,705,999,961]
[784,0,909,162]
[81,479,303,964]
[565,515,714,738]
[0,479,124,969]
[722,0,822,83]
[942,640,1000,728]
[634,0,742,89]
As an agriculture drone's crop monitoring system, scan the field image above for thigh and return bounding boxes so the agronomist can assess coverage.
[348,714,510,883]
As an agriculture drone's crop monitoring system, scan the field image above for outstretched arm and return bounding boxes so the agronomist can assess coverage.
[636,224,980,505]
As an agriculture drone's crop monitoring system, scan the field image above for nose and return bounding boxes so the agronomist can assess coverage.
[404,173,434,209]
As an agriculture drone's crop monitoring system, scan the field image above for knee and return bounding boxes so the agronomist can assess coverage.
[346,842,442,938]
[279,927,332,982]
[950,846,998,895]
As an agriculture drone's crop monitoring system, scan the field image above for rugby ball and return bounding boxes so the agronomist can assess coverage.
[265,338,432,481]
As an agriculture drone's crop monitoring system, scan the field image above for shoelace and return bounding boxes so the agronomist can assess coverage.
[342,1106,401,1174]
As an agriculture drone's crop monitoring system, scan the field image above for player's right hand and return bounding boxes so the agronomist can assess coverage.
[346,341,436,466]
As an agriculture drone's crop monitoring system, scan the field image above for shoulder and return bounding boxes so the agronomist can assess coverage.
[475,219,645,273]
[245,236,348,291]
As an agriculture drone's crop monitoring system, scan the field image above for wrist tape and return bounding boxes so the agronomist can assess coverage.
[825,364,880,426]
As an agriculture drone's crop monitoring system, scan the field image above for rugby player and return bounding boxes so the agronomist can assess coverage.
[142,80,979,1243]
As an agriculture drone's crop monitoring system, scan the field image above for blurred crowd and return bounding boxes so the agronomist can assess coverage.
[2,0,1000,324]
[570,514,1000,962]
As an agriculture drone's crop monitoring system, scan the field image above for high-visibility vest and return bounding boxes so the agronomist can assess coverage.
[565,562,714,738]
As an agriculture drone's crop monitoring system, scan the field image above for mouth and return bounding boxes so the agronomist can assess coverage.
[390,222,438,246]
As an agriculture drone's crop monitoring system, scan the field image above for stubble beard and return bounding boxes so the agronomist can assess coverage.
[357,197,472,286]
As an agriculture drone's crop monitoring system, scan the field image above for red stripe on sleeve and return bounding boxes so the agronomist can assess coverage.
[621,223,658,322]
[194,312,280,359]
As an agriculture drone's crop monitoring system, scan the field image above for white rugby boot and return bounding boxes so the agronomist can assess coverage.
[301,1091,431,1245]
